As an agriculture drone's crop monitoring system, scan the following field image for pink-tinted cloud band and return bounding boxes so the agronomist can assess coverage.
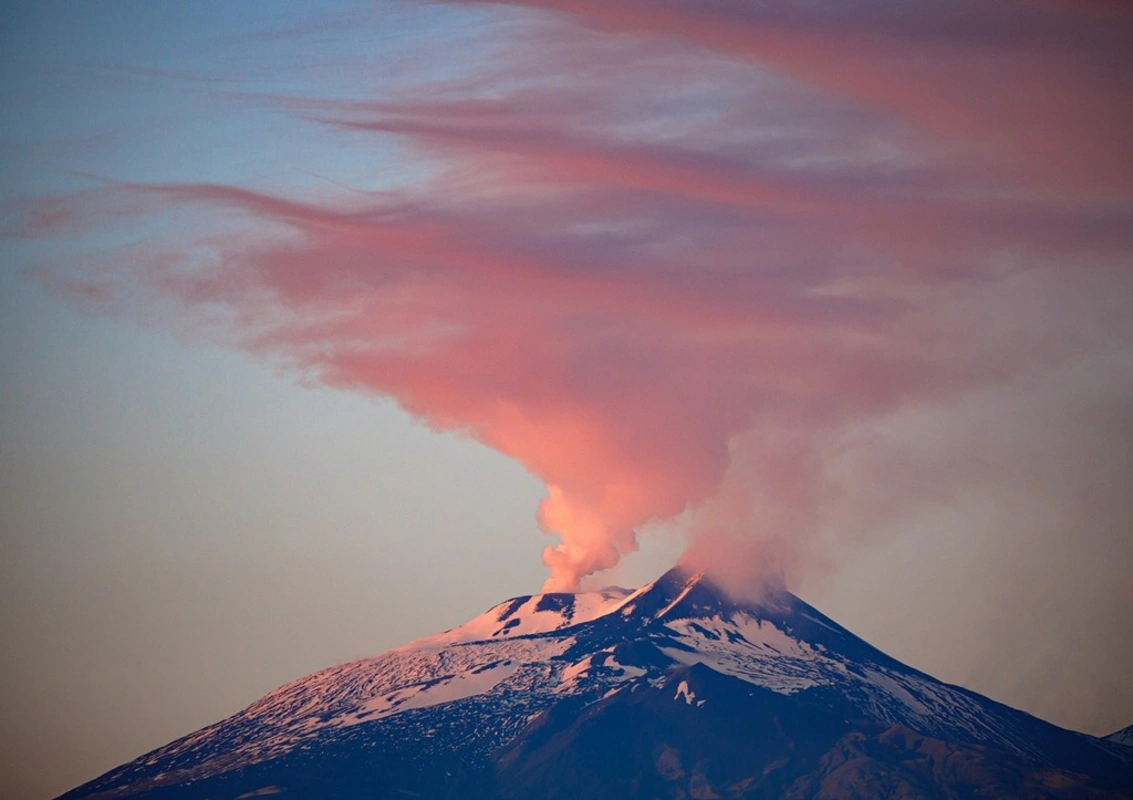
[27,0,1133,592]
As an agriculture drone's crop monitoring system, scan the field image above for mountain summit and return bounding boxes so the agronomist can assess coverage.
[62,567,1133,798]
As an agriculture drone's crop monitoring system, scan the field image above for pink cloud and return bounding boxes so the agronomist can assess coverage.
[453,0,1133,193]
[31,0,1133,591]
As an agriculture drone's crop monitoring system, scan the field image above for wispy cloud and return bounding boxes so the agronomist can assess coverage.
[25,0,1133,596]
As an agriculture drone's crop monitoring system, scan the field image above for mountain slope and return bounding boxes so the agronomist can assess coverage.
[60,567,1133,799]
[1110,725,1133,748]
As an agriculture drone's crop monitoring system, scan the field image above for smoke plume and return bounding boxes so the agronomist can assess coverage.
[27,0,1133,594]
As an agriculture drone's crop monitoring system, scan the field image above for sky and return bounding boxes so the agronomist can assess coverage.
[2,1,1132,797]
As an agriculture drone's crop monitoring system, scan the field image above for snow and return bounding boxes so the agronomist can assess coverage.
[655,571,706,619]
[555,649,646,694]
[558,656,593,687]
[573,589,635,623]
[660,614,825,694]
[405,588,631,648]
[659,645,822,695]
[860,667,930,717]
[674,680,696,705]
[728,613,819,658]
[344,660,521,723]
[613,581,655,614]
[97,568,1093,791]
[1108,724,1133,747]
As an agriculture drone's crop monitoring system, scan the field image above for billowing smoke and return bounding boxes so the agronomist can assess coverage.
[27,0,1133,594]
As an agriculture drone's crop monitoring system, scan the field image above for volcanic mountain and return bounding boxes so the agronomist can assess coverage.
[61,567,1133,799]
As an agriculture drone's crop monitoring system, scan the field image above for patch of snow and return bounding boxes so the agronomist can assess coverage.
[800,611,841,634]
[727,614,818,658]
[606,655,646,679]
[655,571,707,619]
[658,614,830,695]
[674,680,696,705]
[572,589,634,622]
[405,589,630,648]
[861,668,930,716]
[556,650,647,695]
[339,660,521,726]
[658,645,821,694]
[558,656,593,687]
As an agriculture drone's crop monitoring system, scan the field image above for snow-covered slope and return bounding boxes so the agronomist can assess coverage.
[405,586,632,647]
[1110,724,1133,747]
[60,567,1132,799]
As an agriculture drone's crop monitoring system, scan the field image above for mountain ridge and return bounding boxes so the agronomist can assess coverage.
[60,566,1133,799]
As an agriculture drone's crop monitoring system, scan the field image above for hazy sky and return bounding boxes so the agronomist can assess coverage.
[3,2,1132,798]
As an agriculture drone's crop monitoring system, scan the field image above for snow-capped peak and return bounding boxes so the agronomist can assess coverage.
[402,586,632,649]
[64,566,1133,800]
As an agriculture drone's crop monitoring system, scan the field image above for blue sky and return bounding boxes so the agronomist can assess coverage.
[1,4,553,795]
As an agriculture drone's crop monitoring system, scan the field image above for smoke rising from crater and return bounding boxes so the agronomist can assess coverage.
[31,0,1133,594]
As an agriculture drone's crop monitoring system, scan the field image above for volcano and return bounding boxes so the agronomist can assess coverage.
[61,567,1133,798]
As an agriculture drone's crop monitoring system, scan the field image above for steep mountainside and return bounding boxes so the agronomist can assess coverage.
[1110,725,1133,748]
[61,567,1133,799]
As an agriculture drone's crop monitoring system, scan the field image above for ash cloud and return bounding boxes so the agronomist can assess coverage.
[30,0,1133,602]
